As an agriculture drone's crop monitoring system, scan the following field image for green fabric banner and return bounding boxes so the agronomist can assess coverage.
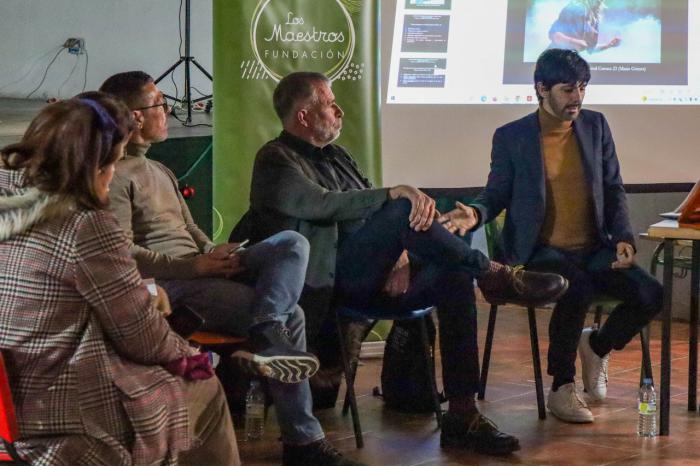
[212,0,381,240]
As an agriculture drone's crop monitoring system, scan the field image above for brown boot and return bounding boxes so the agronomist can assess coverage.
[440,409,520,455]
[478,265,568,306]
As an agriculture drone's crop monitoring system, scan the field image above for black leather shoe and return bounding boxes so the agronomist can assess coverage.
[231,321,319,383]
[283,439,368,466]
[479,265,568,306]
[440,410,520,455]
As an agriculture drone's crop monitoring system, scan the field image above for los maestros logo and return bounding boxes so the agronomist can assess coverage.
[251,0,356,81]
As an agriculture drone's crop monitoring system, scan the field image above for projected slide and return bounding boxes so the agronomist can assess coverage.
[401,14,450,53]
[404,0,452,11]
[387,0,697,105]
[506,0,685,85]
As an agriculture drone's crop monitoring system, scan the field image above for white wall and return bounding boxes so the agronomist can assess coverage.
[0,0,213,100]
[2,0,697,187]
[379,1,700,187]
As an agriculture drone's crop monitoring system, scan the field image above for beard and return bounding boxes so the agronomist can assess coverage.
[314,124,341,146]
[560,104,581,120]
[547,100,581,121]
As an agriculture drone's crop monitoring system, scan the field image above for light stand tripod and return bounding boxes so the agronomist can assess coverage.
[154,0,212,123]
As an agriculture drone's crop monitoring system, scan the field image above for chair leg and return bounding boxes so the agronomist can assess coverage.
[342,354,358,416]
[478,304,498,400]
[336,314,364,448]
[419,316,443,428]
[339,330,354,419]
[2,439,22,463]
[639,325,654,387]
[341,320,376,415]
[342,352,363,416]
[527,307,546,420]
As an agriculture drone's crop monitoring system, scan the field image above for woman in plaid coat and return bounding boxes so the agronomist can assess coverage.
[0,96,238,465]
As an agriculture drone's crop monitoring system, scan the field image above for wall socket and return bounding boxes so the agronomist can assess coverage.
[63,37,85,55]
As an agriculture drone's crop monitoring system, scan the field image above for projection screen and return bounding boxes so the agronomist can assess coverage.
[380,0,700,188]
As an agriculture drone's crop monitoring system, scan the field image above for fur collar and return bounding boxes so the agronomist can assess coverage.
[0,188,76,241]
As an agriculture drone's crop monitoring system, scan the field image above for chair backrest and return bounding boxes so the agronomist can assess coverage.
[484,211,507,262]
[0,352,19,461]
[649,240,694,277]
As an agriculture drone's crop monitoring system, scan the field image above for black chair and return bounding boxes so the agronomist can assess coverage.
[477,215,653,419]
[333,194,481,447]
[336,305,442,448]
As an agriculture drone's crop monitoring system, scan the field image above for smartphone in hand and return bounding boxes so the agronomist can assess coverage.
[228,239,249,257]
[143,278,158,296]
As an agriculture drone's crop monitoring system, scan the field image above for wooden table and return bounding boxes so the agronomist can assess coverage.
[646,220,700,435]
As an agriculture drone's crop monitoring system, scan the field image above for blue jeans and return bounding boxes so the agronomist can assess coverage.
[159,230,324,445]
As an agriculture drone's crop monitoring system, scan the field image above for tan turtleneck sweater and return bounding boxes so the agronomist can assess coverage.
[538,108,598,250]
[108,142,215,279]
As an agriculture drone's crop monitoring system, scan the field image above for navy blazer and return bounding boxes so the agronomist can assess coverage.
[472,109,635,265]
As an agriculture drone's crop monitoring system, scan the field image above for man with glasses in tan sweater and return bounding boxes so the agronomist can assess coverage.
[100,71,366,466]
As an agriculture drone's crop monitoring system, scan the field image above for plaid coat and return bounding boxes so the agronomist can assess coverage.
[0,172,195,465]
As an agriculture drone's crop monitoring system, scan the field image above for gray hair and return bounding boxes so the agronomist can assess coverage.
[272,72,331,123]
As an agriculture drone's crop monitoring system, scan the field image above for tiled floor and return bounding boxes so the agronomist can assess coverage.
[238,300,700,465]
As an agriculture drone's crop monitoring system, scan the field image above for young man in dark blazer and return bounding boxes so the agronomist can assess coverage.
[439,49,662,423]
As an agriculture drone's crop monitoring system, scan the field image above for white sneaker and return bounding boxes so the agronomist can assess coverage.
[579,327,609,401]
[547,382,594,423]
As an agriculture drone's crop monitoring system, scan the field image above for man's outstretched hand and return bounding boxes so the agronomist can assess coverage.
[438,201,478,236]
[388,185,436,231]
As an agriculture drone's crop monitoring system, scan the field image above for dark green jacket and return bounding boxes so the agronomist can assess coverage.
[233,132,388,334]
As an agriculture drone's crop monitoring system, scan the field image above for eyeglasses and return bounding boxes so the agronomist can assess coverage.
[134,100,170,112]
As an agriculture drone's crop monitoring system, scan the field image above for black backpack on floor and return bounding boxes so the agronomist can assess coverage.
[378,316,445,413]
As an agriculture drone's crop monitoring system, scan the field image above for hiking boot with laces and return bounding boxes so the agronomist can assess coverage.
[282,439,368,466]
[440,409,520,455]
[231,321,319,384]
[547,382,594,423]
[579,327,609,401]
[479,265,569,306]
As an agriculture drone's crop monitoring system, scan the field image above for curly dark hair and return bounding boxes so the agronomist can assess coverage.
[534,49,591,102]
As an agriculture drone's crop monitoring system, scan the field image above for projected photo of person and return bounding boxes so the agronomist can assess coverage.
[503,0,687,86]
[522,0,661,64]
[548,0,621,53]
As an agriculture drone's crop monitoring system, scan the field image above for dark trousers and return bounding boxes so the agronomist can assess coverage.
[335,199,490,398]
[527,245,663,384]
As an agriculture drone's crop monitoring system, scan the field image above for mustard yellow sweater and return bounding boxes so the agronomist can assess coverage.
[537,108,597,250]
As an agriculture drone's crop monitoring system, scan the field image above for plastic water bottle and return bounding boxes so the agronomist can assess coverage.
[245,380,265,441]
[637,378,657,437]
[207,351,220,369]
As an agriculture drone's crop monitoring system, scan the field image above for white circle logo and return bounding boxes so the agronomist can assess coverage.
[250,0,356,81]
